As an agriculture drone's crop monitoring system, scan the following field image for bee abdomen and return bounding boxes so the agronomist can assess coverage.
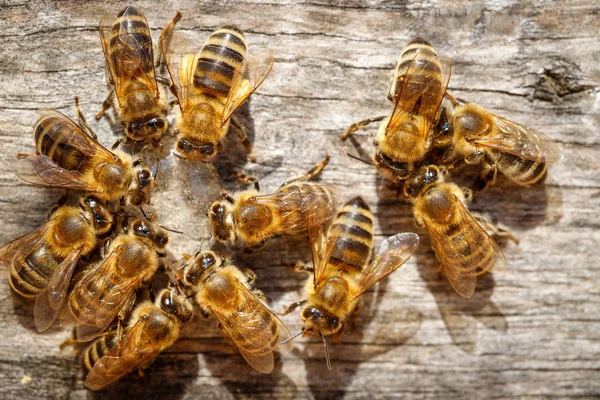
[34,115,87,171]
[110,7,154,75]
[9,247,59,298]
[82,330,119,373]
[195,26,246,99]
[495,152,547,185]
[327,197,374,275]
[447,224,495,273]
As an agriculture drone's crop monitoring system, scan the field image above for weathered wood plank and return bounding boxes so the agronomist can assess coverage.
[0,0,599,399]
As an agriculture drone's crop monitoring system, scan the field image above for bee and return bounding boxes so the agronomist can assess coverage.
[0,196,113,332]
[84,285,193,390]
[282,197,419,369]
[16,105,155,206]
[176,250,291,374]
[162,23,273,161]
[81,329,120,377]
[95,7,181,147]
[403,165,515,298]
[439,96,562,191]
[208,156,338,250]
[341,37,451,181]
[66,217,170,342]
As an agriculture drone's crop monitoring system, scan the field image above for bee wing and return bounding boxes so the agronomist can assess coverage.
[221,51,274,123]
[160,26,197,113]
[352,233,420,298]
[472,114,562,163]
[15,155,98,192]
[34,249,82,332]
[426,197,507,298]
[386,53,451,136]
[0,223,50,269]
[99,12,159,106]
[85,319,155,391]
[211,280,289,374]
[307,215,338,286]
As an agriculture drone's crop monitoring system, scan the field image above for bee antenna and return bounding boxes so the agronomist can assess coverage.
[280,329,304,345]
[140,207,148,219]
[346,152,373,166]
[319,332,332,371]
[160,225,184,235]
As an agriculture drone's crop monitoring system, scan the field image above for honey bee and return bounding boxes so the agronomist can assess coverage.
[176,250,291,374]
[95,7,181,147]
[16,105,154,206]
[208,156,338,250]
[66,217,170,341]
[403,165,515,298]
[0,196,113,332]
[439,96,562,191]
[341,37,451,181]
[282,197,419,369]
[162,24,274,161]
[84,285,193,390]
[81,329,120,377]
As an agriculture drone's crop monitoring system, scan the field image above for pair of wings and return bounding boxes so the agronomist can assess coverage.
[16,110,117,193]
[99,10,159,105]
[253,184,341,241]
[425,195,506,298]
[210,280,292,374]
[160,30,274,124]
[67,246,143,342]
[0,221,82,332]
[309,220,420,298]
[386,50,452,136]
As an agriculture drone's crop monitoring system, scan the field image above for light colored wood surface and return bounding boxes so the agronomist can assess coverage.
[0,1,599,399]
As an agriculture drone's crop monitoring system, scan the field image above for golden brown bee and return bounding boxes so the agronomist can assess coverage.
[0,196,113,332]
[208,156,338,250]
[283,197,419,369]
[403,165,514,298]
[84,285,193,390]
[162,24,273,161]
[440,97,562,191]
[176,251,291,374]
[95,7,181,146]
[17,107,154,206]
[81,329,120,376]
[341,37,451,181]
[66,217,170,341]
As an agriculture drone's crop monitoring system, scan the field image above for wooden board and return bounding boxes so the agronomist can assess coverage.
[0,0,599,399]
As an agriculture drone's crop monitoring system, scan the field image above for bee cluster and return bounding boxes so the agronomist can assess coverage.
[0,6,561,391]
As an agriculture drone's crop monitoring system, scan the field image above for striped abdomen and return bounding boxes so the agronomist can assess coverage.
[387,37,444,123]
[326,197,374,277]
[275,183,336,236]
[194,26,246,103]
[491,151,547,186]
[9,245,60,298]
[34,115,89,171]
[82,330,119,373]
[109,7,154,79]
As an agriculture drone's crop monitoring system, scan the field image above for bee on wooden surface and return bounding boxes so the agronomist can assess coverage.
[207,156,338,251]
[95,6,181,147]
[84,285,193,390]
[341,37,451,181]
[0,196,113,332]
[176,250,291,374]
[438,97,562,191]
[404,165,517,298]
[282,197,419,369]
[81,329,120,377]
[17,104,154,206]
[66,217,169,342]
[162,23,273,161]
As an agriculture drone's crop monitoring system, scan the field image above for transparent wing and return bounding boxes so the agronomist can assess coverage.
[160,27,197,113]
[221,51,274,122]
[15,155,97,192]
[99,11,159,104]
[34,250,82,332]
[307,216,337,286]
[426,197,506,298]
[0,223,50,271]
[85,319,156,391]
[472,114,562,163]
[353,233,419,297]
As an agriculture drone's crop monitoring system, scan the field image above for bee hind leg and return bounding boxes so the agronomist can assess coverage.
[474,162,497,194]
[281,300,307,316]
[236,173,260,191]
[340,115,386,140]
[95,91,114,120]
[473,215,520,245]
[280,154,330,187]
[155,11,182,71]
[230,116,256,162]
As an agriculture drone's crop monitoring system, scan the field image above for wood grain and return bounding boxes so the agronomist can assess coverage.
[0,1,599,399]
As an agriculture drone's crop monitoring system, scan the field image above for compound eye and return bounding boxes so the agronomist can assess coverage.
[200,252,216,268]
[154,233,169,248]
[160,291,175,311]
[151,118,166,130]
[201,144,215,155]
[133,220,150,237]
[177,139,192,151]
[138,169,152,185]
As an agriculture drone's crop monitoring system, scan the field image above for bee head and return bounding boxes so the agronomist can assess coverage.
[130,218,170,250]
[157,286,194,323]
[207,201,235,242]
[376,116,430,168]
[127,168,155,206]
[175,138,221,162]
[125,118,168,142]
[176,250,220,289]
[403,165,444,198]
[301,305,342,337]
[81,196,114,236]
[175,105,222,161]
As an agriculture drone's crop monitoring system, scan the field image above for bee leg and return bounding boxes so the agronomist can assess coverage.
[242,241,265,254]
[59,328,78,350]
[242,268,258,288]
[137,368,146,379]
[230,117,256,162]
[340,115,386,140]
[236,173,260,191]
[473,215,520,245]
[333,326,344,344]
[199,308,211,319]
[73,97,98,139]
[287,261,313,274]
[95,92,114,120]
[281,300,307,316]
[279,154,330,187]
[253,289,270,303]
[474,162,497,193]
[155,11,182,70]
